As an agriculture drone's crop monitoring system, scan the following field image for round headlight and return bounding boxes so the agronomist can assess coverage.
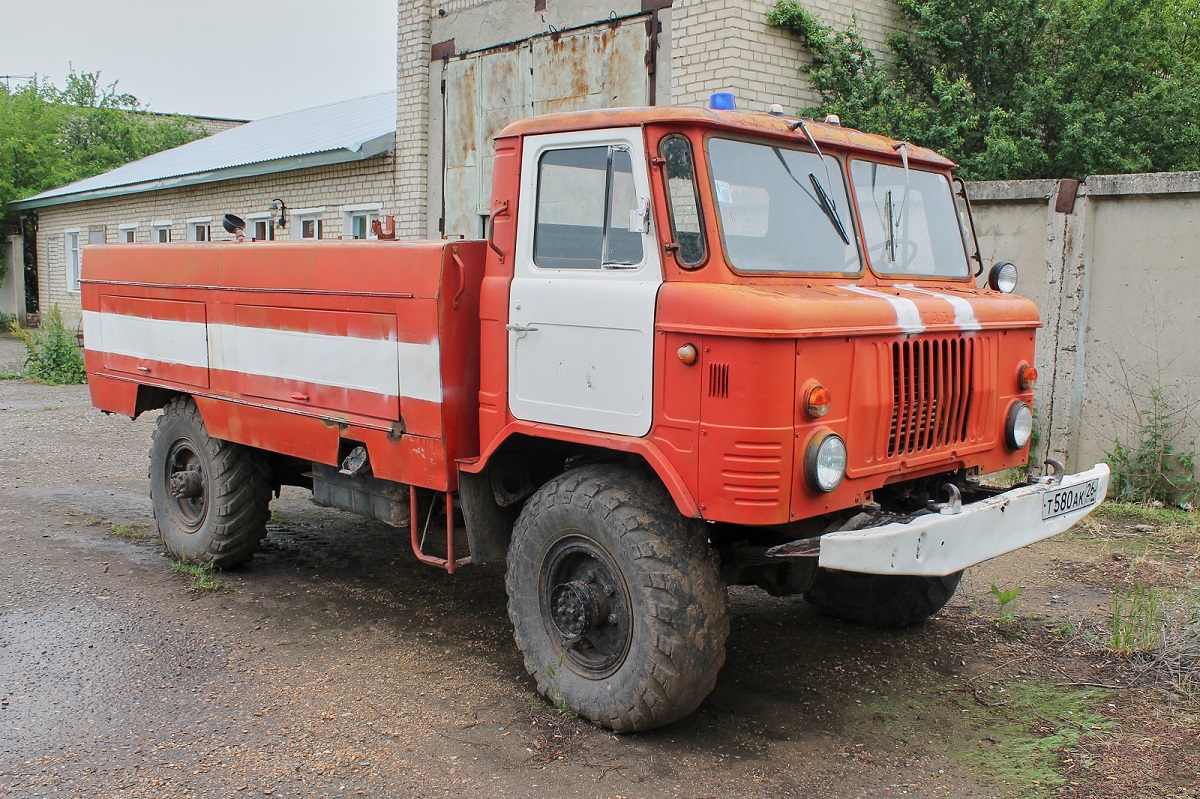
[989,261,1018,293]
[1006,402,1034,450]
[805,433,847,493]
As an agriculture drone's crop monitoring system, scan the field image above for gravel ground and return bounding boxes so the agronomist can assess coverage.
[1,356,1195,798]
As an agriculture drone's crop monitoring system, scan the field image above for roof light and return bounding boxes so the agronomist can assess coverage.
[768,103,786,116]
[824,114,841,126]
[709,92,736,111]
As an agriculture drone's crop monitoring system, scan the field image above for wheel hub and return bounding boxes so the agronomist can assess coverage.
[170,468,204,499]
[540,536,632,679]
[550,580,608,639]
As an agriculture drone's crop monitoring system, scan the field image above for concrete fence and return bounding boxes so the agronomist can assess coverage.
[968,172,1200,476]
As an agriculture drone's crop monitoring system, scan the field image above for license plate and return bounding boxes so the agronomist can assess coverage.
[1041,478,1101,520]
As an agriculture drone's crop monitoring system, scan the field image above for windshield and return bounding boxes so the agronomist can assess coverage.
[707,137,861,274]
[850,161,970,278]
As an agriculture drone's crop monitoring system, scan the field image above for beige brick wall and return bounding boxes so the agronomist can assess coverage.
[36,155,396,320]
[671,0,899,113]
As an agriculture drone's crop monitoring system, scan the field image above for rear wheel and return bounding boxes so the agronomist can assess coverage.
[804,568,963,629]
[506,464,728,732]
[149,397,271,567]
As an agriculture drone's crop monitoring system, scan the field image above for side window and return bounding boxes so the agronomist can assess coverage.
[660,135,706,267]
[533,145,644,269]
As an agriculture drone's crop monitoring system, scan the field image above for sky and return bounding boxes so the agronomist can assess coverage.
[1,0,398,121]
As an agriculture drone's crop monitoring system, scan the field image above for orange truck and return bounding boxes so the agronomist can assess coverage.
[81,102,1108,731]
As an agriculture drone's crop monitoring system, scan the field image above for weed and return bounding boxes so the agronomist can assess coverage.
[269,510,284,524]
[1107,387,1197,505]
[84,516,103,526]
[0,368,20,380]
[1109,582,1163,653]
[110,522,150,539]
[9,306,86,385]
[171,560,223,591]
[543,654,578,718]
[990,582,1023,626]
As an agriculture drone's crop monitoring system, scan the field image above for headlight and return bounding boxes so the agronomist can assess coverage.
[1006,402,1033,450]
[805,432,847,493]
[989,261,1018,293]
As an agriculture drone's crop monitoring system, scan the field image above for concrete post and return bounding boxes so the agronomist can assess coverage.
[0,236,26,326]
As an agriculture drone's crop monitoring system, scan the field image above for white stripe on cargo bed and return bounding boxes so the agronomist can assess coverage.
[83,311,443,403]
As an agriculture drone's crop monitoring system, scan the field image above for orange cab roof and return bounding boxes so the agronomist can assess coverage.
[497,106,957,169]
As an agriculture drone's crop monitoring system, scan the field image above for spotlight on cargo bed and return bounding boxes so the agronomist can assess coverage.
[709,92,736,110]
[222,214,245,236]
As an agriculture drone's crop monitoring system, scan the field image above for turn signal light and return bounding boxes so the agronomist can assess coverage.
[805,384,832,418]
[1018,363,1038,391]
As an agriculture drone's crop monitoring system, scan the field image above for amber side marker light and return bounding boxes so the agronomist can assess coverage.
[805,384,832,419]
[677,344,698,366]
[1018,363,1038,391]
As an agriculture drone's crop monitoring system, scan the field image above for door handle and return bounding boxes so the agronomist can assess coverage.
[505,323,538,333]
[290,392,310,402]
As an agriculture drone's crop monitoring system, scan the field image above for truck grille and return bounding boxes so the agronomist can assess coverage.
[888,337,975,457]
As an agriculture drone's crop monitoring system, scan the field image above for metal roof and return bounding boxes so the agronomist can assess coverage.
[12,92,397,210]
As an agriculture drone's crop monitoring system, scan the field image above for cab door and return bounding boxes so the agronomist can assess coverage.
[507,128,662,436]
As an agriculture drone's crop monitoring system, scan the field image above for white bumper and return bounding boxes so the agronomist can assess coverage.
[817,463,1111,577]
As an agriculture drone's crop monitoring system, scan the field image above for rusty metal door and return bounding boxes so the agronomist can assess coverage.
[440,18,652,240]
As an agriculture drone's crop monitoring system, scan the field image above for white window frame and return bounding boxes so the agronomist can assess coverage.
[341,204,381,240]
[244,212,275,241]
[65,229,82,293]
[187,217,213,242]
[290,207,326,240]
[118,223,139,244]
[152,220,173,243]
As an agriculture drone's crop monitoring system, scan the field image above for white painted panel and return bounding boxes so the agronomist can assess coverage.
[83,311,208,367]
[85,312,444,404]
[508,128,662,437]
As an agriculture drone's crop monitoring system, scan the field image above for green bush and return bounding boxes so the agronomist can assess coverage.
[1106,388,1197,505]
[10,305,87,385]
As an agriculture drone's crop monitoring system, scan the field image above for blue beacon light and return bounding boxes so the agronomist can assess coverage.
[709,92,737,110]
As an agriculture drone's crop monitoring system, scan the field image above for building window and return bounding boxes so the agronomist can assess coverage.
[119,224,138,243]
[341,204,381,240]
[152,221,173,243]
[290,208,326,240]
[65,231,81,293]
[246,213,275,241]
[188,218,212,242]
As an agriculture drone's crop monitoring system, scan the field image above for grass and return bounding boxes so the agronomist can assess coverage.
[1109,582,1163,654]
[171,560,223,591]
[109,522,152,540]
[0,368,20,380]
[855,678,1111,797]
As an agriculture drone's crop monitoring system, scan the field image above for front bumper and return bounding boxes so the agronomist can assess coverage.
[810,463,1110,577]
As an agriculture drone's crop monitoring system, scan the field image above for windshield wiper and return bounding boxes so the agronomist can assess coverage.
[808,173,850,245]
[788,118,850,245]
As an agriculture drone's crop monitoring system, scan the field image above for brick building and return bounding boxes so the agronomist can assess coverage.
[13,93,398,318]
[396,0,898,238]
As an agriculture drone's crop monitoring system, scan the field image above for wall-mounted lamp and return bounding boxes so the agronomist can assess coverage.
[270,198,287,229]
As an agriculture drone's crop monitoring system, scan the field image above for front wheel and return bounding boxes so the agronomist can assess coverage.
[149,397,272,567]
[506,465,728,732]
[804,568,963,629]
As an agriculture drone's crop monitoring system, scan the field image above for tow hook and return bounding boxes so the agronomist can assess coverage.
[928,484,962,515]
[1039,459,1065,485]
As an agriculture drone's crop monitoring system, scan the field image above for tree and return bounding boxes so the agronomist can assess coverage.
[0,70,207,294]
[768,0,1200,180]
